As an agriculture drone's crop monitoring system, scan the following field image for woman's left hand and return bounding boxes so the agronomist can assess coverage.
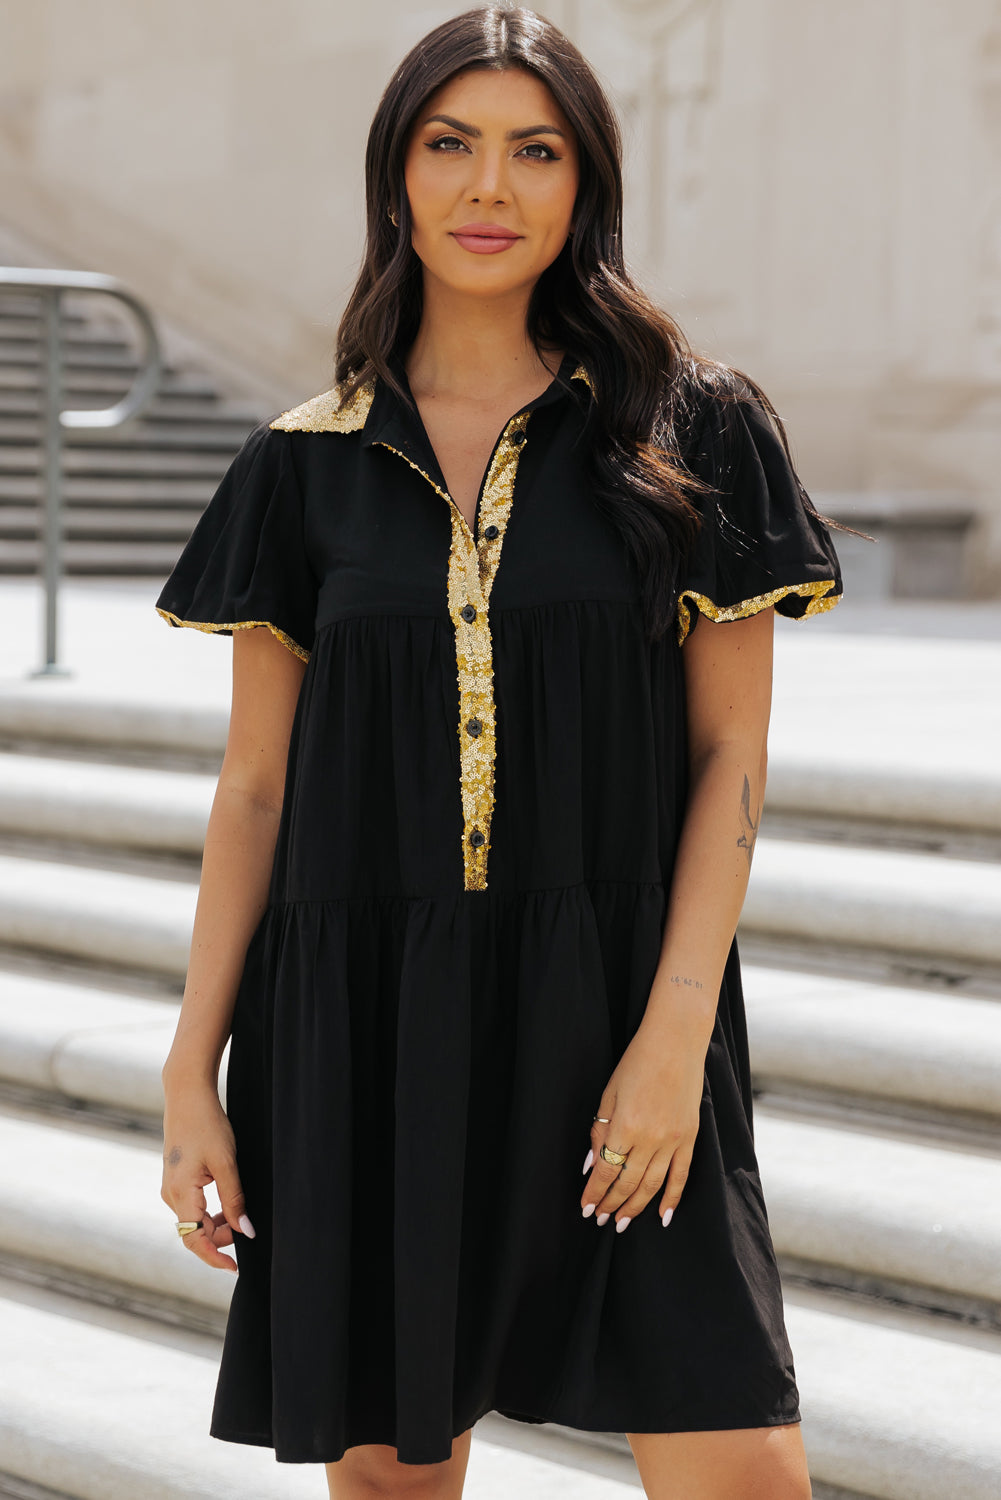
[580,1017,707,1232]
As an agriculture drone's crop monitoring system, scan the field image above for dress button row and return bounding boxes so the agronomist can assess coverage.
[483,523,499,540]
[469,829,486,849]
[511,429,526,446]
[460,603,477,623]
[466,717,483,737]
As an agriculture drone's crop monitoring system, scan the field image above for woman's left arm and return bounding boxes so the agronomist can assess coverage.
[580,605,774,1231]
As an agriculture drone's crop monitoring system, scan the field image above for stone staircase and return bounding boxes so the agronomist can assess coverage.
[0,287,261,576]
[0,675,999,1500]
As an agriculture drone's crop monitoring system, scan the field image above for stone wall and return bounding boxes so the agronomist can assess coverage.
[1,0,999,591]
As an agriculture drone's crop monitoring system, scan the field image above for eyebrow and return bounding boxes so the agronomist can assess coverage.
[422,112,566,142]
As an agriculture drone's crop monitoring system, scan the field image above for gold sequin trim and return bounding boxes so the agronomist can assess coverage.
[270,377,376,433]
[156,607,310,662]
[676,580,842,646]
[270,362,591,433]
[269,358,589,887]
[374,414,531,891]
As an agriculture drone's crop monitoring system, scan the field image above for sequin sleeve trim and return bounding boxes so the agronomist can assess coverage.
[156,607,310,663]
[675,579,842,645]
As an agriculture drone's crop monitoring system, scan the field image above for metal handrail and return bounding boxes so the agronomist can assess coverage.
[0,268,163,675]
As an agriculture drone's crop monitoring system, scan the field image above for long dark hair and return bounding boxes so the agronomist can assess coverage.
[334,4,844,642]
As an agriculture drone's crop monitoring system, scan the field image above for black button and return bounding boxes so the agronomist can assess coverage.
[469,829,486,849]
[483,523,499,540]
[466,717,483,737]
[511,430,526,446]
[460,604,477,623]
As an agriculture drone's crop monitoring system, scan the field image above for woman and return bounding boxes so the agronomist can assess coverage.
[158,7,841,1497]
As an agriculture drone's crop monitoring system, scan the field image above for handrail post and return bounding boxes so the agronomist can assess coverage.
[0,268,164,679]
[34,286,70,677]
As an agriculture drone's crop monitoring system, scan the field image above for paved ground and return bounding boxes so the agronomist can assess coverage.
[4,579,999,778]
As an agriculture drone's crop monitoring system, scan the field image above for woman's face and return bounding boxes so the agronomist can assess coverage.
[402,66,579,298]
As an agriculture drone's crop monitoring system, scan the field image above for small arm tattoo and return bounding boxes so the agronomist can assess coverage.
[670,974,704,990]
[737,773,760,869]
[166,1146,182,1167]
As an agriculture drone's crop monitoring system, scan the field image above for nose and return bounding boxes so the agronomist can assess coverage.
[464,147,510,204]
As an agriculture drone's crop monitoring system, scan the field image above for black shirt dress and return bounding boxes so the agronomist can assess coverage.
[156,348,842,1466]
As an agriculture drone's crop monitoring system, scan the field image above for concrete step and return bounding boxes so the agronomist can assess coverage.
[0,754,212,853]
[0,417,256,452]
[0,971,177,1122]
[756,1111,1001,1317]
[0,1110,230,1323]
[0,305,90,329]
[744,966,1001,1125]
[764,752,1001,837]
[0,337,138,367]
[0,344,176,377]
[782,1289,1001,1500]
[0,539,185,575]
[2,1072,999,1325]
[0,687,227,762]
[0,476,214,504]
[2,796,998,976]
[3,680,995,843]
[0,390,260,427]
[0,855,194,977]
[5,963,1000,1144]
[0,446,236,478]
[0,315,134,345]
[742,838,1001,968]
[7,741,990,858]
[0,1283,644,1500]
[0,1272,998,1498]
[0,508,197,542]
[0,364,224,401]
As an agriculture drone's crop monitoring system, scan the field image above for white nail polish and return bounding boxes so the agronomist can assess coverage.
[581,1202,595,1218]
[582,1148,593,1174]
[661,1208,673,1227]
[616,1216,631,1233]
[596,1211,610,1225]
[239,1213,256,1239]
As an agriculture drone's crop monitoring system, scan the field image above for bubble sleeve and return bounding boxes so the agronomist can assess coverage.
[155,420,317,662]
[675,388,843,645]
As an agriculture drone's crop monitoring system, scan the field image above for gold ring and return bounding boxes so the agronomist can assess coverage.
[599,1143,629,1167]
[175,1220,203,1237]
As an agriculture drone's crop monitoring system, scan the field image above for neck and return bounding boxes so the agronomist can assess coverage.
[405,279,563,401]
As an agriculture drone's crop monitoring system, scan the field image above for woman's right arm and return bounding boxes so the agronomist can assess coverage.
[160,626,307,1271]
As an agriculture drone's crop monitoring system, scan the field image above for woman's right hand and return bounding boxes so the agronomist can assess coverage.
[161,1080,255,1273]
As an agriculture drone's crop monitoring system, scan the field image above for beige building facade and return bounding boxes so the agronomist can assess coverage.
[1,0,1000,592]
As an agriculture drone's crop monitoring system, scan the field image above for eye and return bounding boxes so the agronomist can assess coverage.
[426,135,559,161]
[519,142,558,161]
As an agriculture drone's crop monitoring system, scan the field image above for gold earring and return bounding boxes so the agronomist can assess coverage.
[388,206,398,227]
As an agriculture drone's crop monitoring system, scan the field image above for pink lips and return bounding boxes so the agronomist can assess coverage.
[451,223,522,255]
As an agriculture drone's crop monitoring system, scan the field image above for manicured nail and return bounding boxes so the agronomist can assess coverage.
[582,1148,593,1174]
[596,1211,610,1226]
[661,1208,673,1228]
[239,1214,256,1239]
[616,1216,631,1233]
[581,1202,595,1218]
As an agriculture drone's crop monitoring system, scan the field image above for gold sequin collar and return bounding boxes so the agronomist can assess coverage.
[270,359,593,434]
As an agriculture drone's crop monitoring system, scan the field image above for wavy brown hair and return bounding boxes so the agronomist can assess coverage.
[334,4,845,642]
